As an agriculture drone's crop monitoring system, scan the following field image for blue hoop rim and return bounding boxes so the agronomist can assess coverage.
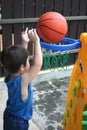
[40,37,81,51]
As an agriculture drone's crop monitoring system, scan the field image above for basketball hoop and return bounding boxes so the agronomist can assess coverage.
[41,37,81,71]
[40,37,81,51]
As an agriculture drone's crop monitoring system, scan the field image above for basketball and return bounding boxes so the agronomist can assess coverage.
[36,11,68,43]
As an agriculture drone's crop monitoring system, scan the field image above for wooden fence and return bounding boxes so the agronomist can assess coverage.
[0,0,87,76]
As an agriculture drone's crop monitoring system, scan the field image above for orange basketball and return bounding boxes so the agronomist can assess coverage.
[36,11,68,43]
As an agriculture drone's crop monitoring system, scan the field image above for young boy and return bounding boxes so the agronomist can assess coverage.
[0,28,43,130]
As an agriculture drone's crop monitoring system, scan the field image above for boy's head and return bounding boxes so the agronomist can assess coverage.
[0,45,29,73]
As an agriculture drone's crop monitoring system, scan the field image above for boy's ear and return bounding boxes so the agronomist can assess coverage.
[20,64,25,72]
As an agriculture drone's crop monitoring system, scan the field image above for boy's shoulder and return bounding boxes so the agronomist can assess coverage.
[4,73,21,84]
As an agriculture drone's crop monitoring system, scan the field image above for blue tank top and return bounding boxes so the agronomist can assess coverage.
[4,73,33,120]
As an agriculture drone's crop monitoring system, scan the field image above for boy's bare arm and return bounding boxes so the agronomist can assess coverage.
[22,28,43,84]
[21,28,43,100]
[28,29,42,68]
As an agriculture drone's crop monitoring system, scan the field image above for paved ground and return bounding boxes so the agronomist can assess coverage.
[32,77,70,130]
[0,67,72,130]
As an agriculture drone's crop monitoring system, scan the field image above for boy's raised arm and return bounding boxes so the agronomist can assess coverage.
[21,28,43,83]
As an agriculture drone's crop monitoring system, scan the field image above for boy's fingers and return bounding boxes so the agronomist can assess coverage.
[25,27,28,33]
[33,28,36,32]
[28,29,33,35]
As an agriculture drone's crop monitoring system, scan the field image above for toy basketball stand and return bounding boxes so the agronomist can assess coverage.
[40,37,81,51]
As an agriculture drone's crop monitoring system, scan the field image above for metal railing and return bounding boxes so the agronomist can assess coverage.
[0,16,87,24]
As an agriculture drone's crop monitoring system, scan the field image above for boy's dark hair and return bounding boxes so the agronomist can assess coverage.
[0,45,29,73]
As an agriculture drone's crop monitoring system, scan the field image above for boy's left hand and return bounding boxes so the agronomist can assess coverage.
[21,27,30,43]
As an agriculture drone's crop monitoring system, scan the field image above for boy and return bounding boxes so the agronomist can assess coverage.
[0,28,43,130]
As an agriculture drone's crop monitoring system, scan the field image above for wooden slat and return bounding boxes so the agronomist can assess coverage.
[24,0,35,29]
[25,0,35,18]
[35,0,45,17]
[69,0,80,39]
[63,0,72,16]
[1,0,12,48]
[63,0,79,64]
[24,0,36,55]
[54,0,64,14]
[45,0,55,12]
[63,0,72,38]
[13,0,23,45]
[77,0,87,38]
[79,0,87,15]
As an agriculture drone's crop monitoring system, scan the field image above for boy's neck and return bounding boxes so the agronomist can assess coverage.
[8,72,20,80]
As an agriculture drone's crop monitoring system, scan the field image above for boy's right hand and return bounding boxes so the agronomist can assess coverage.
[28,29,40,43]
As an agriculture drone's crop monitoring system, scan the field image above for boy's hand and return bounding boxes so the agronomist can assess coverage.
[28,29,40,43]
[21,27,30,43]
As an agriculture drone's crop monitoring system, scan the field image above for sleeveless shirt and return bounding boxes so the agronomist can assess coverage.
[4,73,33,120]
